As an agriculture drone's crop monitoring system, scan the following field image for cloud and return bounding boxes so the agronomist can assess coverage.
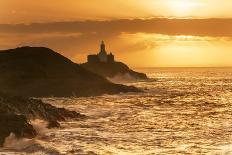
[1,18,232,37]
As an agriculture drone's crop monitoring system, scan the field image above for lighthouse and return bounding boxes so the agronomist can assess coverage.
[87,41,115,64]
[98,41,108,62]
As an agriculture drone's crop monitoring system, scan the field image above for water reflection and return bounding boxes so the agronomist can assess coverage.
[39,68,232,155]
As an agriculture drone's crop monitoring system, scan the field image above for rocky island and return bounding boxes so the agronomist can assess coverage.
[81,41,148,80]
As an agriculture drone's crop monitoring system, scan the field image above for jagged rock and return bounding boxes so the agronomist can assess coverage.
[0,93,85,146]
[0,92,85,122]
[0,114,36,146]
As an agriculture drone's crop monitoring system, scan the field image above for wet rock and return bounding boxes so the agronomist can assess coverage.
[0,92,85,122]
[0,93,85,147]
[0,114,36,146]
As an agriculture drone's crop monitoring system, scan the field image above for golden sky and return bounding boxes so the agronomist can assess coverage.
[1,0,232,23]
[1,0,232,67]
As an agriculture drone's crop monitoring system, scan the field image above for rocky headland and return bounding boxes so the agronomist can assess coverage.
[0,46,140,97]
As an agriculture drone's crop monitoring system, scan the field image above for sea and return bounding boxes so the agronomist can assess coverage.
[0,68,232,155]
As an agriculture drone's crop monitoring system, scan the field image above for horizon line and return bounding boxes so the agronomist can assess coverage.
[2,16,232,25]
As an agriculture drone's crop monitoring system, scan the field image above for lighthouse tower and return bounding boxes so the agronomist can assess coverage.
[98,41,108,62]
[87,41,115,63]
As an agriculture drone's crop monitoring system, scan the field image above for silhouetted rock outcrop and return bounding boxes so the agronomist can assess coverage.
[0,114,36,146]
[0,92,85,146]
[0,93,85,121]
[81,61,148,80]
[0,46,139,97]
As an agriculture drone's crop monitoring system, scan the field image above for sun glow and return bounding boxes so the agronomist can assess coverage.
[167,0,204,17]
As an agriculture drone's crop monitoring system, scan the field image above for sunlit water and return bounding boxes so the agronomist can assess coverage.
[1,68,232,155]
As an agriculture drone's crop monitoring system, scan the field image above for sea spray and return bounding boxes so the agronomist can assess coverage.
[3,133,36,150]
[3,119,61,154]
[3,119,48,150]
[107,73,140,84]
[30,119,49,136]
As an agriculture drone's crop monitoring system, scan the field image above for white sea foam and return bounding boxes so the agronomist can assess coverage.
[30,119,49,136]
[3,119,60,154]
[107,73,140,84]
[3,120,47,150]
[3,133,36,150]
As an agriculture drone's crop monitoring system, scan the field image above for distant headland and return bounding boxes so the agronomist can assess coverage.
[82,41,148,80]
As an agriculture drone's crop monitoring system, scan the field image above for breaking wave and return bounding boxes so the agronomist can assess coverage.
[3,133,36,150]
[3,119,60,155]
[107,73,141,84]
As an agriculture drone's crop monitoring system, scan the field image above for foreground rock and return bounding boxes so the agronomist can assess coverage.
[0,93,84,121]
[0,93,85,146]
[82,61,148,80]
[0,114,36,146]
[0,46,139,97]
